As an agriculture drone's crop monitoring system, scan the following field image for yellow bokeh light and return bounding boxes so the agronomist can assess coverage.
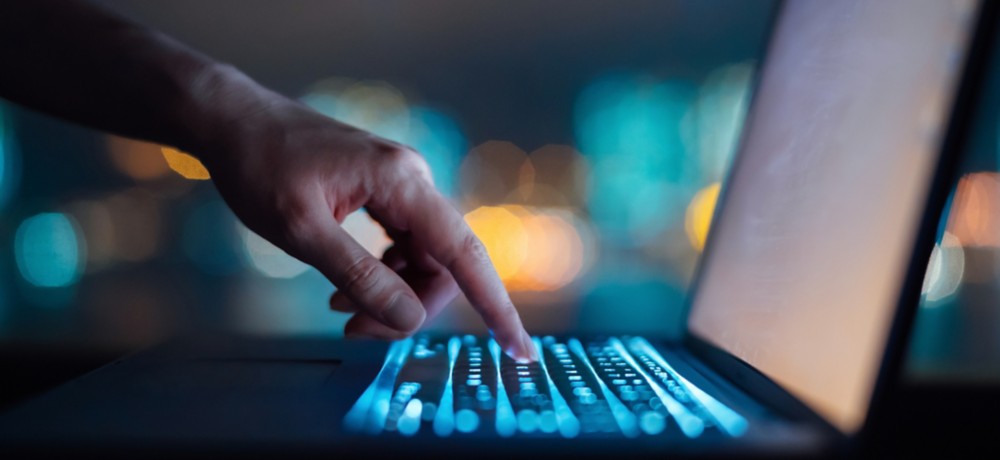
[947,172,1000,248]
[459,141,529,208]
[685,182,722,252]
[106,135,171,180]
[464,206,529,282]
[338,81,410,139]
[161,147,211,180]
[464,205,590,292]
[517,211,584,291]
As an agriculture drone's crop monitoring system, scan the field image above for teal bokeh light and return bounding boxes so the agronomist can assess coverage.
[0,104,22,210]
[301,82,466,197]
[574,74,699,244]
[405,106,466,196]
[182,199,243,276]
[14,213,85,288]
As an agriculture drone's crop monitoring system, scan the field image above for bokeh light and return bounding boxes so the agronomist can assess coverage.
[519,145,591,209]
[463,206,529,281]
[340,210,393,257]
[516,210,586,291]
[947,172,1000,248]
[0,104,20,210]
[237,209,389,280]
[464,205,593,292]
[331,80,411,141]
[682,63,755,182]
[922,232,966,304]
[230,269,346,335]
[161,146,211,180]
[106,135,171,180]
[104,189,162,262]
[574,64,753,249]
[459,141,530,208]
[685,182,722,252]
[576,73,699,245]
[64,190,162,271]
[301,78,467,196]
[239,225,311,279]
[65,200,117,272]
[14,213,85,288]
[182,199,244,275]
[406,107,466,196]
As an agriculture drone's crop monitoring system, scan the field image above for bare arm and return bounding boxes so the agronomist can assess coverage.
[0,0,537,362]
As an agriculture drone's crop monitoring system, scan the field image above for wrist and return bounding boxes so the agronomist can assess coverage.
[170,60,279,165]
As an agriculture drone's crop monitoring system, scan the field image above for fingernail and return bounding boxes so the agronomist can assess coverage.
[381,295,425,332]
[513,329,538,363]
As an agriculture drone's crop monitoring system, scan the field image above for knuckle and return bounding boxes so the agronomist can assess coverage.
[274,193,316,243]
[465,233,491,263]
[378,145,432,183]
[447,232,490,271]
[340,256,383,295]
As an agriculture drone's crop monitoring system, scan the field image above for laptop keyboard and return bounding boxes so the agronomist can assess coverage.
[344,335,747,439]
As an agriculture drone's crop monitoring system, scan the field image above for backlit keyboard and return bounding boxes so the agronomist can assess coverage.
[343,335,747,438]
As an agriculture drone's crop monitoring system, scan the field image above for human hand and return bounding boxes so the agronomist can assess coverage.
[191,77,538,362]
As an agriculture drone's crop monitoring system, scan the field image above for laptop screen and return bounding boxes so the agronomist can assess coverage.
[688,0,979,433]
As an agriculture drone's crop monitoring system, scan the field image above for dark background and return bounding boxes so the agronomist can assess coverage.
[1,0,999,454]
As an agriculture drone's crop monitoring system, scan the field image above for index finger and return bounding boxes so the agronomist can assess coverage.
[392,186,537,362]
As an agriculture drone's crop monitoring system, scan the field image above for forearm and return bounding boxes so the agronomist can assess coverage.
[0,0,269,156]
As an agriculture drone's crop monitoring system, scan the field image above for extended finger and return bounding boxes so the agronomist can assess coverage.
[378,185,536,362]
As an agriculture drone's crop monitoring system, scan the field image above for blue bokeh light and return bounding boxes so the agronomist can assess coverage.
[454,409,480,433]
[301,82,466,197]
[14,213,85,288]
[405,106,466,196]
[0,104,22,210]
[574,74,698,244]
[181,199,244,276]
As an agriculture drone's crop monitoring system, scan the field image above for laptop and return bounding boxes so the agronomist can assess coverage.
[0,0,995,457]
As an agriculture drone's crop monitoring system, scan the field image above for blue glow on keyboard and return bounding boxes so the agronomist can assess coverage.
[534,337,581,438]
[629,337,749,437]
[640,410,666,435]
[397,399,422,436]
[489,339,518,437]
[432,336,462,436]
[343,335,747,439]
[343,338,414,434]
[455,409,479,433]
[568,338,640,438]
[609,338,704,437]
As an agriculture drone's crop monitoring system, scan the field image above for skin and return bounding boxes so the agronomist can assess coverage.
[0,0,537,362]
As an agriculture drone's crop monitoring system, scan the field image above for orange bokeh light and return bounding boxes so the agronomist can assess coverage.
[947,172,1000,248]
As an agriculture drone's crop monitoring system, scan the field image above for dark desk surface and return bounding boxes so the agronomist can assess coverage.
[866,383,1000,458]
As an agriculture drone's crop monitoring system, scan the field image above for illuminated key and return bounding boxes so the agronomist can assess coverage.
[533,338,581,438]
[432,337,462,436]
[569,340,641,439]
[343,338,414,434]
[608,338,704,437]
[628,337,748,437]
[488,339,518,437]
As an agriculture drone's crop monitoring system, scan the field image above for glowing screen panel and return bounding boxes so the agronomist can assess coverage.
[688,0,978,433]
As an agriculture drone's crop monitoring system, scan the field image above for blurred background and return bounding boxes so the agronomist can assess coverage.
[0,0,998,403]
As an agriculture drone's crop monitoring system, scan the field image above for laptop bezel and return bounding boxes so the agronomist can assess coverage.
[676,0,998,445]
